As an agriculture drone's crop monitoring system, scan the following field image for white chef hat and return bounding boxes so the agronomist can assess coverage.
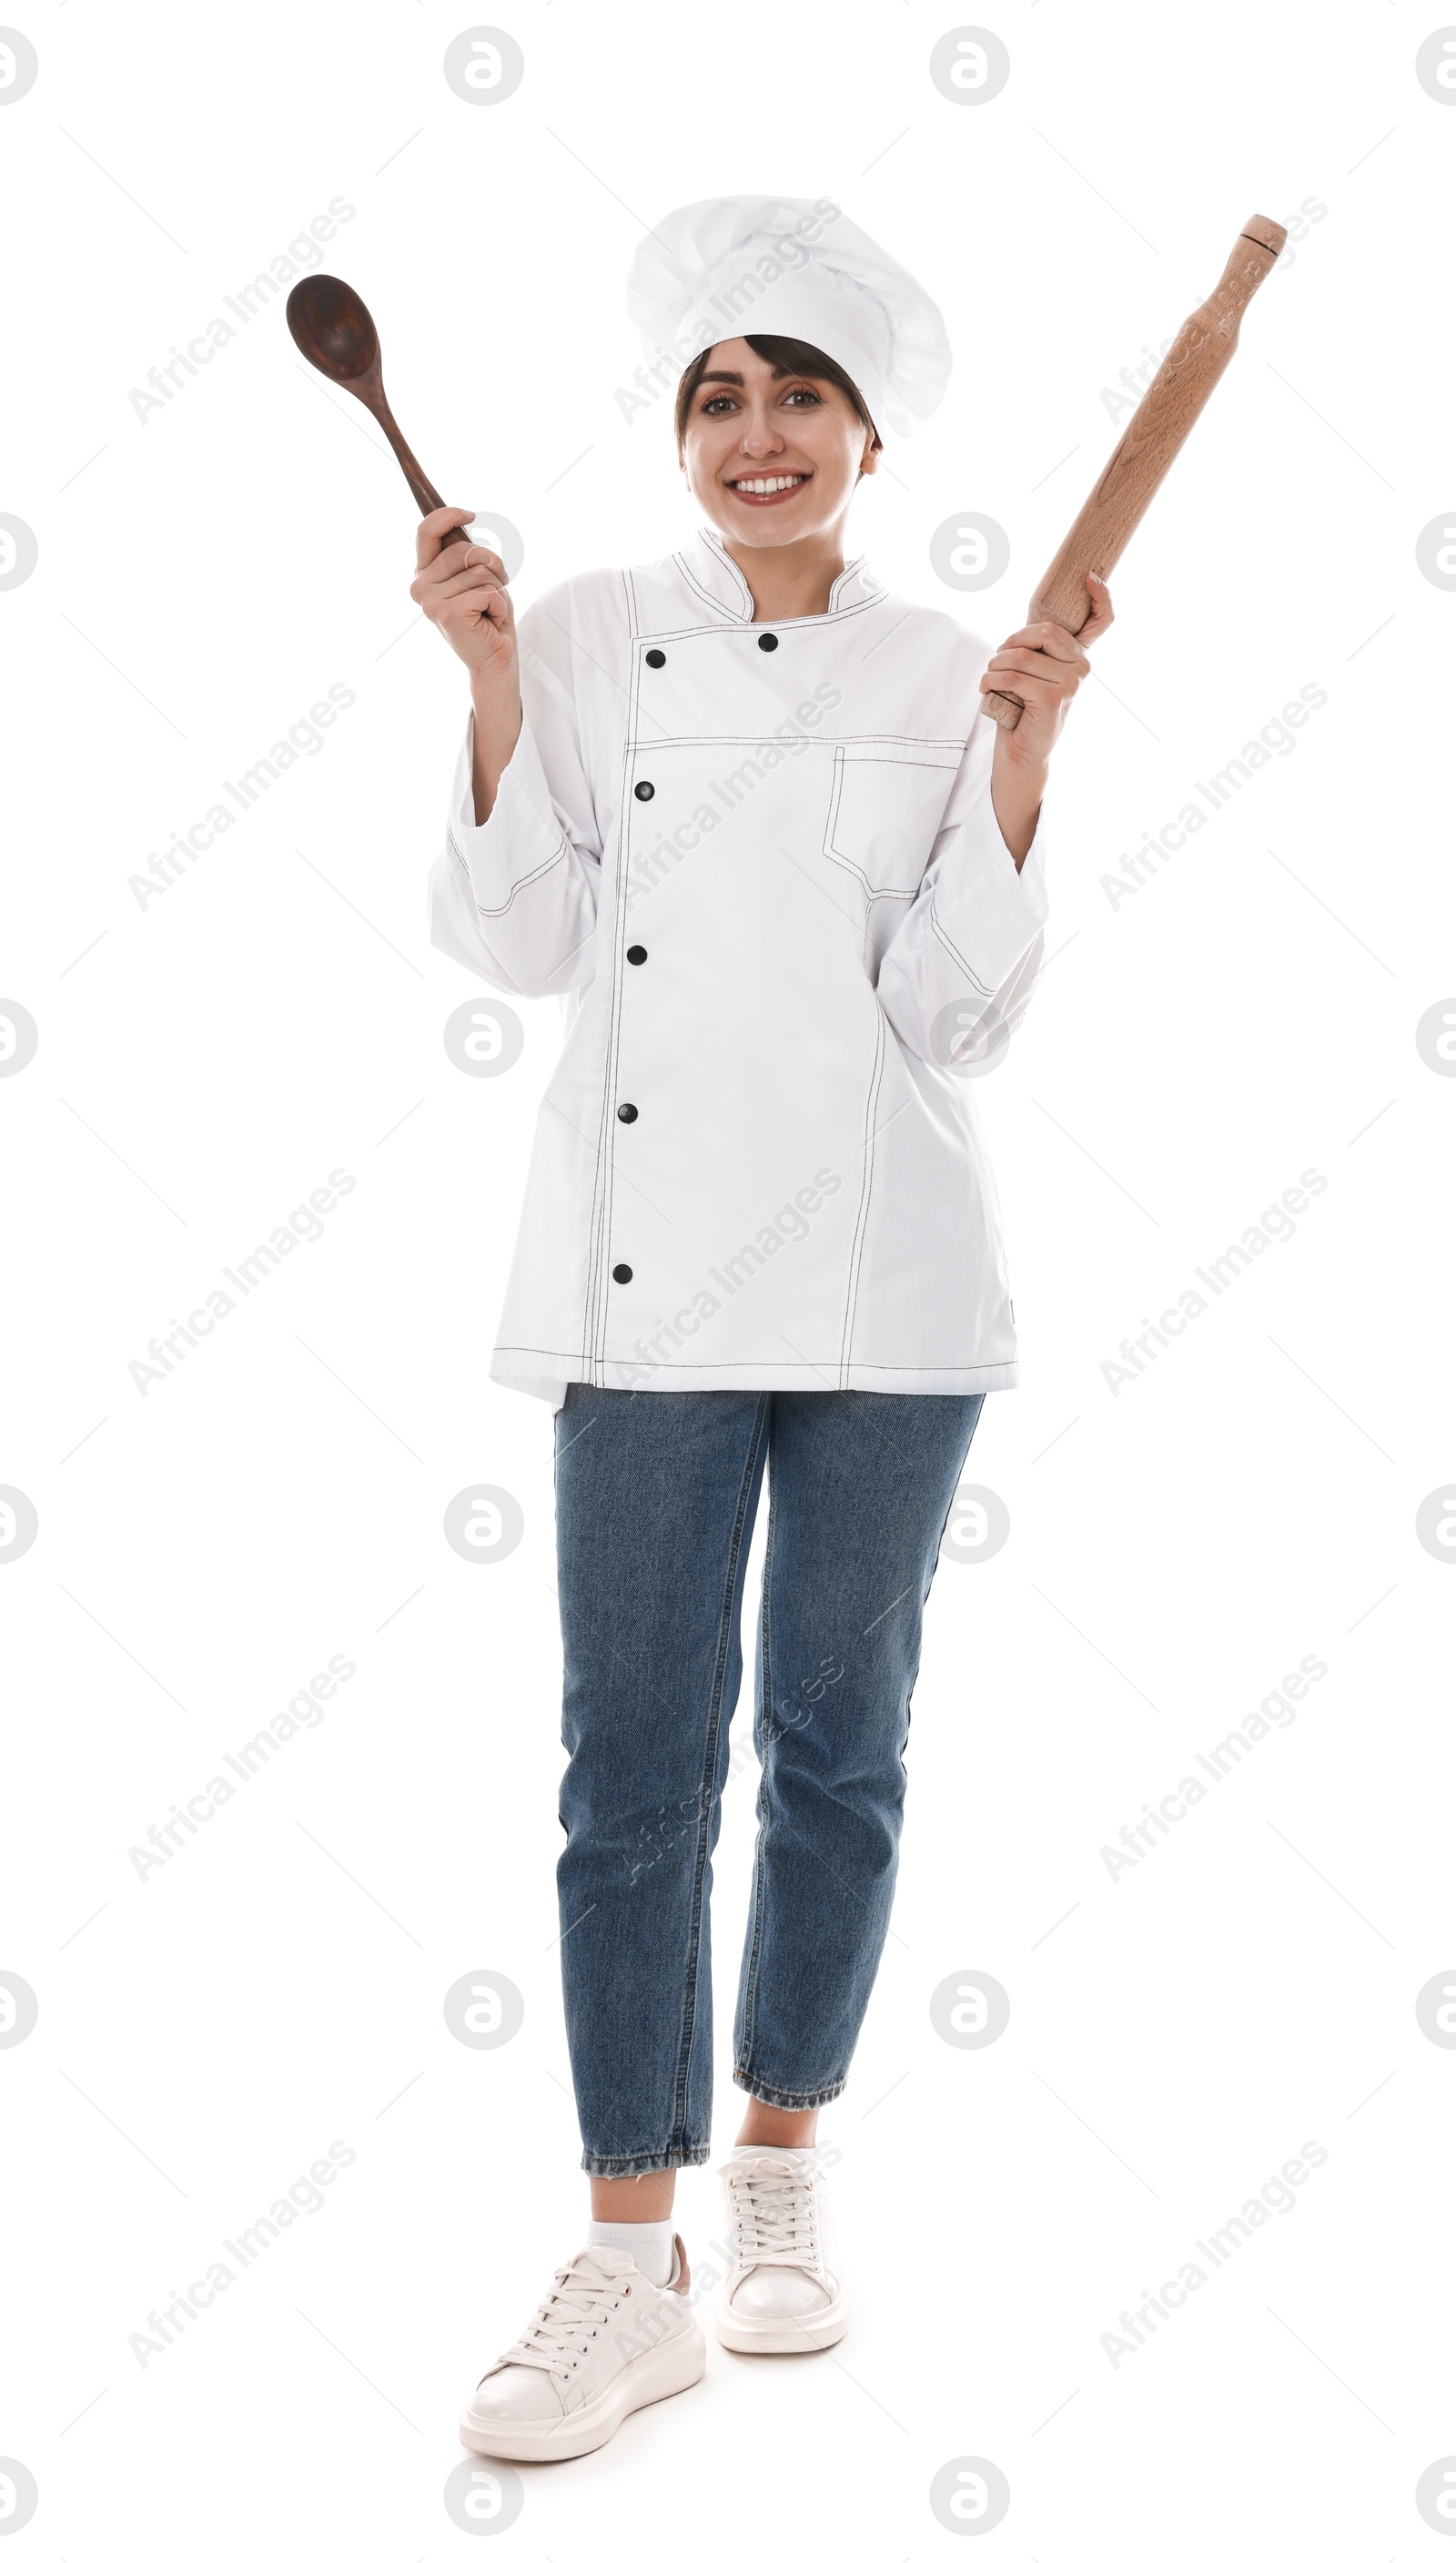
[624,196,951,440]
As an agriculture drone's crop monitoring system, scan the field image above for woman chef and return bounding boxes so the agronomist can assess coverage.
[418,195,1111,2462]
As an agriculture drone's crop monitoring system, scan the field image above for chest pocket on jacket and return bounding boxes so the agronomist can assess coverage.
[823,741,966,898]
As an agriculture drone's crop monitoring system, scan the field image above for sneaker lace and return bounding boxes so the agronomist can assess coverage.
[722,2156,822,2274]
[499,2254,632,2378]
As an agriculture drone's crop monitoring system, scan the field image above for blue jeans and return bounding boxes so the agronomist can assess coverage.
[552,1386,984,2175]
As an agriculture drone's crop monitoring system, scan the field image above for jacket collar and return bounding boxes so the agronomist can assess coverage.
[678,524,882,624]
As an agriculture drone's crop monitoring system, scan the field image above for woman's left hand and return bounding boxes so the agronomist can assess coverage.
[980,570,1116,766]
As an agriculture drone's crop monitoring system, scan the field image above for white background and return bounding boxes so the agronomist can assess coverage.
[3,1,1452,2554]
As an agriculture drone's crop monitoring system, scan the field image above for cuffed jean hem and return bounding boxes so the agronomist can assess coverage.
[733,2065,848,2109]
[581,2144,713,2177]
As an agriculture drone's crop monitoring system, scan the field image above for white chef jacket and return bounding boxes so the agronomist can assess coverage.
[428,526,1050,1410]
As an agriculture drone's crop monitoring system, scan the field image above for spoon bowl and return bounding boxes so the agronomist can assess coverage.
[286,273,381,385]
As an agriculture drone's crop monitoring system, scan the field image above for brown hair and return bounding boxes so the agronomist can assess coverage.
[673,334,881,453]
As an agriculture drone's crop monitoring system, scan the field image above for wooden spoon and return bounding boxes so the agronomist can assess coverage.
[286,274,469,549]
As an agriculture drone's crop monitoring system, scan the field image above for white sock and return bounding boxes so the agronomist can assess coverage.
[588,2216,674,2285]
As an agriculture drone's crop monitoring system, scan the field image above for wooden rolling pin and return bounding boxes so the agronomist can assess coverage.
[982,214,1287,730]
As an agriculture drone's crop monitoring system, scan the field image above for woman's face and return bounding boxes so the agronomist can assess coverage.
[679,339,879,550]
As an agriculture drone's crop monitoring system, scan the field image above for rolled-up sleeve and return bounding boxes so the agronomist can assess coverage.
[875,705,1049,1068]
[427,586,602,996]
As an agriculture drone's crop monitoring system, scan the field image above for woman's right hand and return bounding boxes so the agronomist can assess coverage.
[414,506,523,823]
[412,506,520,691]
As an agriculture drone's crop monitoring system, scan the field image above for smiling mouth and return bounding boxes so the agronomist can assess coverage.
[725,473,809,503]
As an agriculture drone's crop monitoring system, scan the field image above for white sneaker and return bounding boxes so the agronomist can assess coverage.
[460,2234,705,2461]
[713,2146,849,2354]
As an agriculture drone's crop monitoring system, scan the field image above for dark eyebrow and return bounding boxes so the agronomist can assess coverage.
[694,367,826,389]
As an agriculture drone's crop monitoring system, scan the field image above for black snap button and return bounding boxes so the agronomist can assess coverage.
[617,1102,639,1123]
[634,779,654,801]
[612,1262,632,1284]
[644,648,666,668]
[757,633,778,651]
[626,945,647,965]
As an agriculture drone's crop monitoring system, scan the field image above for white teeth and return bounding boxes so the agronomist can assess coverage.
[733,475,804,495]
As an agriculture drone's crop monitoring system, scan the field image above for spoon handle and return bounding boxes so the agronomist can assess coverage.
[371,393,470,548]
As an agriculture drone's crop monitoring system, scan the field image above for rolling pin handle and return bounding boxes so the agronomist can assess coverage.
[981,689,1025,732]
